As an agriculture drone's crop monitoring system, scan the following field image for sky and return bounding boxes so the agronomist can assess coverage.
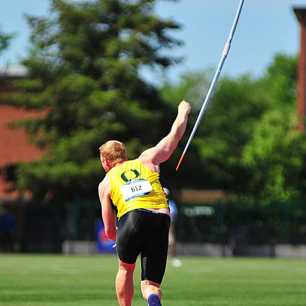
[0,0,306,82]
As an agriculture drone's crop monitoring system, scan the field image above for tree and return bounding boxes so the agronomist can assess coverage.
[241,54,306,201]
[242,108,306,201]
[11,0,181,202]
[160,70,271,191]
[160,53,302,201]
[0,29,13,56]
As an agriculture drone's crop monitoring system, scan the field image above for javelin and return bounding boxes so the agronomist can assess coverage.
[176,0,245,171]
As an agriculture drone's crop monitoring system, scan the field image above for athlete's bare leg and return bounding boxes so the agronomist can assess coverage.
[116,260,135,306]
[141,280,162,306]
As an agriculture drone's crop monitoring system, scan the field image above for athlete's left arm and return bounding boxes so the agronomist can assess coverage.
[98,176,117,240]
[139,100,191,167]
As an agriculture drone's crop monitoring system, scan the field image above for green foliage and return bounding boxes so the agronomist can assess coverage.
[161,53,304,201]
[240,54,305,201]
[6,1,303,203]
[263,53,297,105]
[0,28,14,56]
[10,0,181,201]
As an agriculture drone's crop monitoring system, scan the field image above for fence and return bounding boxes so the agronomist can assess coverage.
[1,199,306,254]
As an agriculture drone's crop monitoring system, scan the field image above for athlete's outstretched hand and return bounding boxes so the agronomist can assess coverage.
[178,100,191,116]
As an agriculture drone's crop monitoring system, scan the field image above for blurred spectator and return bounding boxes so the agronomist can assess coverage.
[163,187,182,267]
[0,206,16,252]
[96,219,116,254]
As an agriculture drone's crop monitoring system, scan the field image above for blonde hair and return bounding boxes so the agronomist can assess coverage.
[99,140,128,163]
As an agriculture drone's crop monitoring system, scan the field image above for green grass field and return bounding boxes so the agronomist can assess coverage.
[0,255,305,306]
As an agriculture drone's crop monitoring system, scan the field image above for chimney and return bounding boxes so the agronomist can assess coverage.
[294,7,306,130]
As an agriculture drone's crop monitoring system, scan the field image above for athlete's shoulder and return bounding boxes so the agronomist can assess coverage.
[138,155,160,173]
[98,175,110,194]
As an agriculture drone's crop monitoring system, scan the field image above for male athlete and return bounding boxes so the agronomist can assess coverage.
[98,100,191,306]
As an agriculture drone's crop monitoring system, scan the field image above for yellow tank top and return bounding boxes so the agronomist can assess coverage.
[107,159,168,219]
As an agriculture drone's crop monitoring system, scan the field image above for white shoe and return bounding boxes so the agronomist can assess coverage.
[172,258,182,267]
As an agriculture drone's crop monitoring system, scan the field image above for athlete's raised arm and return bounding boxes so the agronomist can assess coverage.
[98,176,116,240]
[139,100,191,167]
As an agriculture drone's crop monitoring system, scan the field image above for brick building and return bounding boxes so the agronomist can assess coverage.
[294,7,306,130]
[0,69,44,201]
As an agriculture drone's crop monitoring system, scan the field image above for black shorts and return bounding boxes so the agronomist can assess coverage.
[117,209,170,284]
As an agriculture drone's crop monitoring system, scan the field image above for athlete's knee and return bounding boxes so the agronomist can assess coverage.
[118,260,135,273]
[141,280,161,300]
[117,261,135,284]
